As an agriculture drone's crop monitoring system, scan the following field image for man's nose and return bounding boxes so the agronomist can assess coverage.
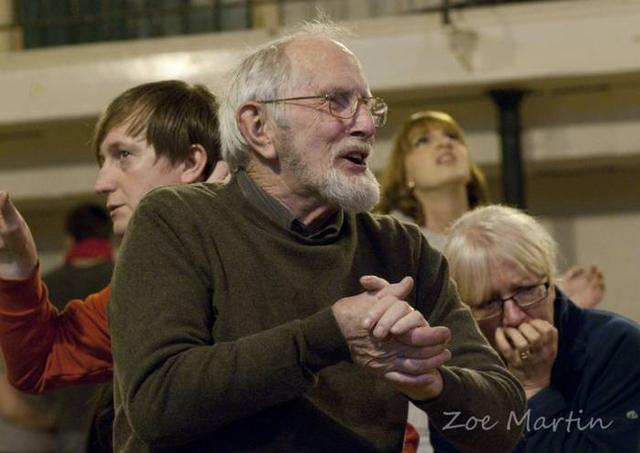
[94,165,115,195]
[349,101,376,140]
[501,299,527,328]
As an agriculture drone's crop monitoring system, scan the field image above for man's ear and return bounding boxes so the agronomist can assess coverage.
[179,144,208,183]
[237,102,277,161]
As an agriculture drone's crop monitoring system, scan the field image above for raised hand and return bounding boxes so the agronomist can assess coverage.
[0,191,38,280]
[558,265,605,309]
[494,319,558,399]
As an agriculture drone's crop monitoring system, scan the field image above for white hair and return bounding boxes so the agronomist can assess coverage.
[219,19,353,170]
[443,205,558,304]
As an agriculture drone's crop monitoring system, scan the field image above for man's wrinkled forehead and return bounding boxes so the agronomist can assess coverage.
[284,37,367,89]
[285,36,357,58]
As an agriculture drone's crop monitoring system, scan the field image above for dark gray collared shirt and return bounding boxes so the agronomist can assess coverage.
[236,169,343,244]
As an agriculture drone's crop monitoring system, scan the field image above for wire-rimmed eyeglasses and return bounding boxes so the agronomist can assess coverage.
[257,92,388,128]
[470,282,550,321]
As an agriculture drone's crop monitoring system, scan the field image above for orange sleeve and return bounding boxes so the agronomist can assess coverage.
[402,422,420,453]
[0,264,112,393]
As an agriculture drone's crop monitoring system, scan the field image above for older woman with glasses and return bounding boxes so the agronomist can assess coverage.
[433,205,640,452]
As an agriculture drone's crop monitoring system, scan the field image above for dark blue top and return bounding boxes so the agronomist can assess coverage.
[430,289,640,452]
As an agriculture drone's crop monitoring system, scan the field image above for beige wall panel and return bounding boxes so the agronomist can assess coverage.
[565,213,639,322]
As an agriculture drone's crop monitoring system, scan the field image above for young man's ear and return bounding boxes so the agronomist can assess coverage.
[179,144,209,183]
[236,102,277,161]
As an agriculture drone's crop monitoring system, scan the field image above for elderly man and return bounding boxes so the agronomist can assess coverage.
[109,24,525,452]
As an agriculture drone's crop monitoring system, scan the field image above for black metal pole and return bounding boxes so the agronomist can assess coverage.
[489,89,528,209]
[441,0,450,25]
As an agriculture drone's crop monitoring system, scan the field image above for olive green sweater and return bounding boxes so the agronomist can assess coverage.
[109,176,525,452]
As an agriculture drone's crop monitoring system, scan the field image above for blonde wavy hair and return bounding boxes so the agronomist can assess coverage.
[444,205,558,304]
[377,111,490,225]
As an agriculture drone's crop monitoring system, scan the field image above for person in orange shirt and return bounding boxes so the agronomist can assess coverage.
[0,81,227,453]
[0,80,228,390]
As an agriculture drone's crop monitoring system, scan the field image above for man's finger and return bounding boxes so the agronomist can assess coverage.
[364,275,413,300]
[361,277,414,329]
[361,294,397,330]
[395,342,449,359]
[367,296,414,337]
[0,191,23,233]
[388,310,427,336]
[0,191,11,232]
[359,275,390,293]
[396,325,451,347]
[388,276,414,300]
[0,191,39,280]
[383,370,439,388]
[391,349,452,375]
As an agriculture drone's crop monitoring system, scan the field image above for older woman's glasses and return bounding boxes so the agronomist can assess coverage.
[258,92,388,128]
[471,282,550,321]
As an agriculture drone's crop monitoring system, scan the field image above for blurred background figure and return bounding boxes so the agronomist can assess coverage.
[378,110,605,308]
[378,110,488,250]
[0,359,55,453]
[44,203,114,303]
[439,205,640,451]
[42,202,114,453]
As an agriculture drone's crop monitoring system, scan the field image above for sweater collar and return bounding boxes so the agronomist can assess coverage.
[550,288,585,383]
[235,169,344,243]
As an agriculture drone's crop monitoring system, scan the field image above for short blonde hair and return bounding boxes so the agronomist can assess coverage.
[444,205,558,304]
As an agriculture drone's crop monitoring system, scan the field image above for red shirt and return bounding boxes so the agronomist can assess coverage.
[0,265,112,392]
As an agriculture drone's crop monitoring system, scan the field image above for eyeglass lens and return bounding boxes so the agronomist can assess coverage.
[326,94,385,126]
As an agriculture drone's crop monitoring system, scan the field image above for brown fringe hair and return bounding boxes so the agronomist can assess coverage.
[377,111,490,226]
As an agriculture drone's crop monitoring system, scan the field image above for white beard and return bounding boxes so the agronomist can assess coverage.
[280,140,380,213]
[319,164,380,213]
